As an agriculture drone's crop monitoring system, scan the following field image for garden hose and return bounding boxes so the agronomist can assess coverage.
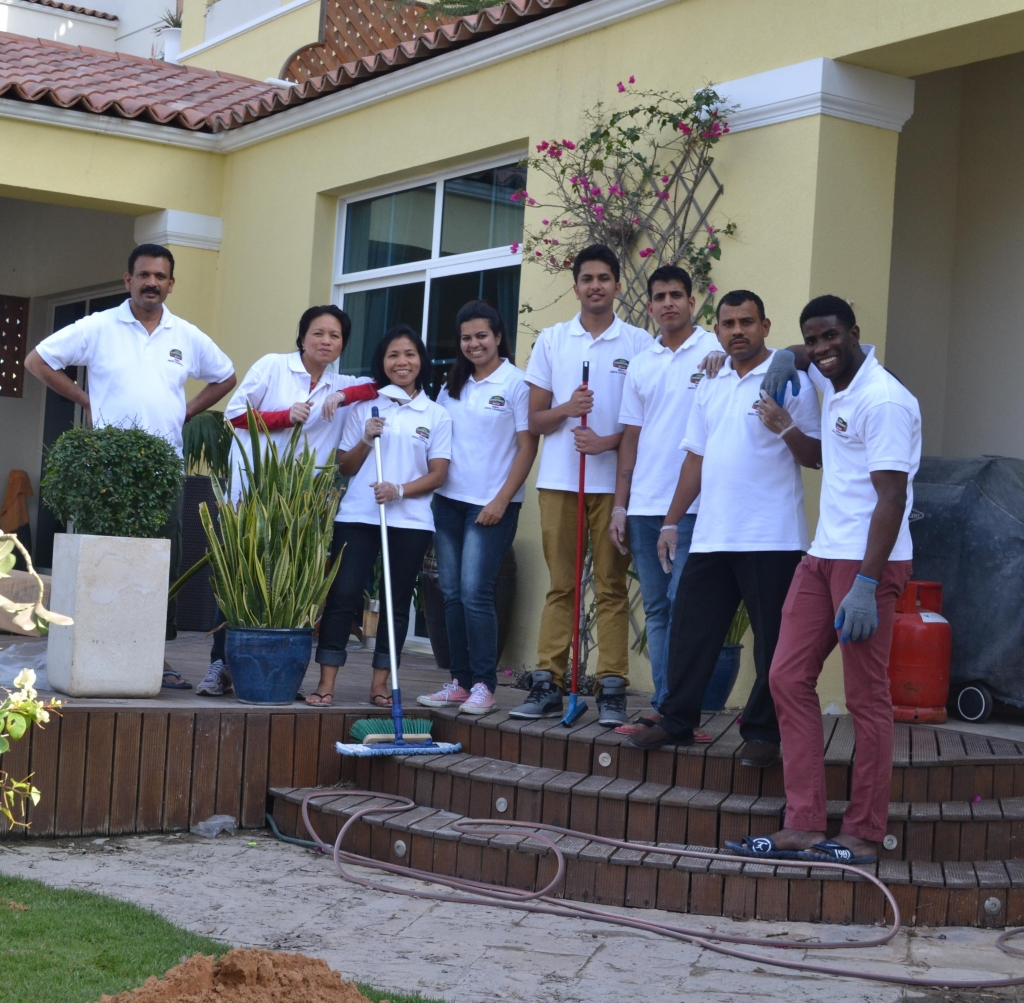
[268,787,1024,990]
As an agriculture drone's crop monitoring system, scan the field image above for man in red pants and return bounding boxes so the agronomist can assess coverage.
[727,294,920,865]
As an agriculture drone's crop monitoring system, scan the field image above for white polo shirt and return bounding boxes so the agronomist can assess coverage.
[436,359,531,507]
[681,350,821,553]
[224,351,374,503]
[618,326,721,517]
[35,300,234,456]
[336,389,452,532]
[807,346,921,562]
[525,312,651,493]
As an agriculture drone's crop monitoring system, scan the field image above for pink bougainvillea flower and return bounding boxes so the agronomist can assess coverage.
[708,243,716,250]
[536,141,549,152]
[633,216,641,224]
[707,225,715,234]
[656,191,670,200]
[638,247,654,258]
[535,251,543,257]
[563,140,576,150]
[590,186,602,195]
[617,82,626,93]
[510,242,520,253]
[629,75,635,84]
[528,199,537,206]
[541,219,550,226]
[708,284,717,294]
[679,123,692,134]
[569,175,579,184]
[660,175,670,183]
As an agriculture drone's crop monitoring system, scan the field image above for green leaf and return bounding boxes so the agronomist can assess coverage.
[0,734,9,754]
[6,712,27,741]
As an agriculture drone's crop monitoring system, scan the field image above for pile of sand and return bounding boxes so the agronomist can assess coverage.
[96,949,379,1003]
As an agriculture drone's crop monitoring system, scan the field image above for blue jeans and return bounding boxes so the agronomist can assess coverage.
[628,513,697,712]
[433,494,521,691]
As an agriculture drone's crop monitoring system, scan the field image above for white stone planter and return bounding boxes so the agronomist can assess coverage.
[47,534,170,698]
[158,26,182,64]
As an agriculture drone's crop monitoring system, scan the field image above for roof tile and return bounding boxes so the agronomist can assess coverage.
[23,0,118,22]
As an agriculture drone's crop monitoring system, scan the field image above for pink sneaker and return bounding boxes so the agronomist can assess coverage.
[460,682,496,716]
[417,681,470,707]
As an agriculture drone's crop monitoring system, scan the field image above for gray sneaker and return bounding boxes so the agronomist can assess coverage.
[597,676,628,726]
[508,671,563,719]
[196,659,232,696]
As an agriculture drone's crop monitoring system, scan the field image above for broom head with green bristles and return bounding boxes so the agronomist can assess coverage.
[348,717,434,745]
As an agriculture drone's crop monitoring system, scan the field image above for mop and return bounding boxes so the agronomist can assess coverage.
[337,398,462,758]
[562,361,590,726]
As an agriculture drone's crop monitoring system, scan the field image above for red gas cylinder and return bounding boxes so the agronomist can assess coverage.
[887,580,952,723]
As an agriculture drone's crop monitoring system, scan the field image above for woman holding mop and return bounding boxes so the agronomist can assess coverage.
[418,301,537,715]
[306,325,452,707]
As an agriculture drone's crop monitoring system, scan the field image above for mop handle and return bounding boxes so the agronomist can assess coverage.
[371,407,403,738]
[570,362,589,696]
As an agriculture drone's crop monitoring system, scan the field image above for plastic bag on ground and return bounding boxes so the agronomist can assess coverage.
[0,638,49,691]
[191,814,237,838]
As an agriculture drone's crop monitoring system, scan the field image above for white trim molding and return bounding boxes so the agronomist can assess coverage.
[134,210,223,251]
[717,58,915,135]
[177,0,318,63]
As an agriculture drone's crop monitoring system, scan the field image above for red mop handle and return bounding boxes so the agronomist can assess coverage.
[570,361,589,696]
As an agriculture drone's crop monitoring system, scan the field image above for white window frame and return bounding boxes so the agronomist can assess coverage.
[332,152,526,358]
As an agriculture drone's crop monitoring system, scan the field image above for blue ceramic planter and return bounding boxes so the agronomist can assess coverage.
[702,643,743,712]
[224,626,313,705]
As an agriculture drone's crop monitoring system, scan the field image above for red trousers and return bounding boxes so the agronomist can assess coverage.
[769,556,912,842]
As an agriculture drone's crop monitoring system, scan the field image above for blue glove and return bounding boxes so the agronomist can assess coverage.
[761,349,800,407]
[834,574,879,643]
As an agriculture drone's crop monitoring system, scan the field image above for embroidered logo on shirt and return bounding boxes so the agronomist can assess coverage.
[688,372,704,387]
[488,395,506,409]
[168,349,183,365]
[414,426,431,441]
[835,417,848,434]
[611,358,629,374]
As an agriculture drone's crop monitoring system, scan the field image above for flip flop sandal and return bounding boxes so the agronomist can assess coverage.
[796,840,877,865]
[370,693,393,707]
[305,692,333,706]
[161,669,192,690]
[614,716,660,735]
[724,836,805,860]
[694,728,712,743]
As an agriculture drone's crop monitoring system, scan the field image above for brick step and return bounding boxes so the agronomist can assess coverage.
[340,749,1024,863]
[425,707,1024,802]
[270,786,1024,928]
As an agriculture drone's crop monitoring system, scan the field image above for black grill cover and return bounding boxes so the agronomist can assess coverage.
[909,456,1024,705]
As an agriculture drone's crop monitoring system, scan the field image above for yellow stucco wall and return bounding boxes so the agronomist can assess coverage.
[180,0,321,82]
[6,0,1024,705]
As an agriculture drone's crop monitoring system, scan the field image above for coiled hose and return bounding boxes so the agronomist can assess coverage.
[269,787,1024,989]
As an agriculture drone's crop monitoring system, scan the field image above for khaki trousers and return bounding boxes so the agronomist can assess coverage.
[536,488,632,689]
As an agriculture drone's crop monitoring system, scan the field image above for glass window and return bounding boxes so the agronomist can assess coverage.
[341,282,426,378]
[343,186,434,273]
[440,165,526,257]
[425,265,520,395]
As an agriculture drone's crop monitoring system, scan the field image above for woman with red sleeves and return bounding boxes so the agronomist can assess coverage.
[196,305,377,697]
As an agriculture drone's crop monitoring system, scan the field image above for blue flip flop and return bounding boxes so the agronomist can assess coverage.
[724,836,805,860]
[796,840,876,865]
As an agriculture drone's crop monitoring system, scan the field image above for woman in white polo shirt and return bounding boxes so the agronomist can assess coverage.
[307,325,452,707]
[418,301,538,715]
[198,305,378,697]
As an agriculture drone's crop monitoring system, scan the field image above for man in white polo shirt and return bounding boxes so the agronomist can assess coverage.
[512,245,651,722]
[630,290,821,767]
[610,265,721,733]
[733,294,919,865]
[25,243,236,685]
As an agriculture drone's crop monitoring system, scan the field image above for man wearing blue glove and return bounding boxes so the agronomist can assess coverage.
[734,294,920,866]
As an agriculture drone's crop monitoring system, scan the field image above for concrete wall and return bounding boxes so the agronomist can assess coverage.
[887,53,1024,461]
[0,198,135,545]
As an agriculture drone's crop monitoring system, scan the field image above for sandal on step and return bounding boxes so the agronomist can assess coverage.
[370,693,393,708]
[724,836,805,860]
[614,716,660,735]
[796,840,876,865]
[161,668,192,690]
[305,691,334,706]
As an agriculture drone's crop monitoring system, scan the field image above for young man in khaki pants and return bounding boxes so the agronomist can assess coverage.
[512,245,650,724]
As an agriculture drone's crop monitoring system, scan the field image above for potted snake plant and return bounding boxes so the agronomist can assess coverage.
[198,409,340,705]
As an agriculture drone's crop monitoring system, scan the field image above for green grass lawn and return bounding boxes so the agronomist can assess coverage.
[0,873,445,1003]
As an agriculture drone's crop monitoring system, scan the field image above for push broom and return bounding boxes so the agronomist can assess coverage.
[562,361,590,727]
[337,401,461,758]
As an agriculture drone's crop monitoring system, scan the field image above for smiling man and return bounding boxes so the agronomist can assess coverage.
[514,244,651,723]
[25,243,236,688]
[732,294,921,866]
[629,290,821,766]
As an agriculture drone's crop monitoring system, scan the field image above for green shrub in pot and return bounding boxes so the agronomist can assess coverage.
[40,425,182,538]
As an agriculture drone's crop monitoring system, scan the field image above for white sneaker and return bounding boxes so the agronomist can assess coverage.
[460,682,496,715]
[417,681,471,707]
[196,659,232,696]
